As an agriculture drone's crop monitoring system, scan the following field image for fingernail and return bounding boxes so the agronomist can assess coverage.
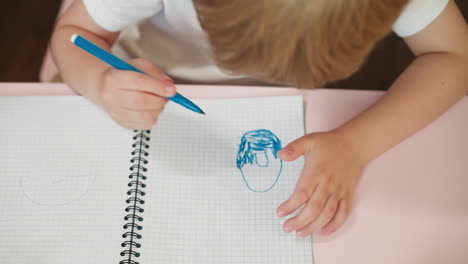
[277,210,286,217]
[165,84,176,94]
[296,230,308,237]
[284,225,294,233]
[280,147,292,155]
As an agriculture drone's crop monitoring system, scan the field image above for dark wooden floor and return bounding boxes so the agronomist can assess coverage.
[0,0,466,90]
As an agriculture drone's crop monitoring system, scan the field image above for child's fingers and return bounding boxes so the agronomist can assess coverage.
[117,90,168,111]
[108,111,149,130]
[111,107,163,130]
[128,58,173,83]
[107,68,176,97]
[277,135,311,161]
[321,199,351,235]
[296,195,339,237]
[119,119,153,130]
[282,183,329,232]
[276,163,317,217]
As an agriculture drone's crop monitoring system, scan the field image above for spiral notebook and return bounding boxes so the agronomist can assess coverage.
[0,95,313,263]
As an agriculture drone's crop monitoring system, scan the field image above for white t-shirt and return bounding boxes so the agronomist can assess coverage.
[83,0,449,82]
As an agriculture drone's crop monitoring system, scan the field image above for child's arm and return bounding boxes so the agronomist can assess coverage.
[337,0,468,163]
[51,0,175,129]
[277,0,468,236]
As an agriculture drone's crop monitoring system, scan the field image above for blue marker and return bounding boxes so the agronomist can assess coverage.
[70,34,205,115]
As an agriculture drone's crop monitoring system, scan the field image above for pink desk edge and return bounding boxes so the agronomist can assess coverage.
[1,83,467,264]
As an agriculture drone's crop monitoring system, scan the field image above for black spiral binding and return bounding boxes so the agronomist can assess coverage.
[120,130,150,264]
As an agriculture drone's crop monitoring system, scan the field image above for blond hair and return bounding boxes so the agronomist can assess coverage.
[193,0,410,88]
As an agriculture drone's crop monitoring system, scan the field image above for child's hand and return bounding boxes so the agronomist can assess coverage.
[276,131,366,237]
[97,58,176,130]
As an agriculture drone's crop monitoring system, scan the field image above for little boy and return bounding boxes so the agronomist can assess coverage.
[51,0,468,237]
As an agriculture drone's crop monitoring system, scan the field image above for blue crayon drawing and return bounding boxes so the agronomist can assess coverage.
[236,129,283,193]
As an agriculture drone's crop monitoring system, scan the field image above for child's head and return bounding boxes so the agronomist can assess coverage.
[194,0,410,88]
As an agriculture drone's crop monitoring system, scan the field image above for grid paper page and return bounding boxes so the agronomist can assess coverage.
[142,96,314,263]
[0,96,133,263]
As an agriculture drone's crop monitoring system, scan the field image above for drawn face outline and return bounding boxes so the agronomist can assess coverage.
[236,129,283,193]
[20,173,95,206]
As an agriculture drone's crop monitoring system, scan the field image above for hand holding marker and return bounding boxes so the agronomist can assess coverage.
[70,34,205,115]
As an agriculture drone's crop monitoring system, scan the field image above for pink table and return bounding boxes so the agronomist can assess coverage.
[2,83,467,264]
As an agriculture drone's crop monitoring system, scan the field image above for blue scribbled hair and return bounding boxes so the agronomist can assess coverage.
[236,129,282,169]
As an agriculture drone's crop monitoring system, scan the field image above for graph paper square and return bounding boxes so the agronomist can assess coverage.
[0,96,133,263]
[0,95,313,263]
[142,96,314,263]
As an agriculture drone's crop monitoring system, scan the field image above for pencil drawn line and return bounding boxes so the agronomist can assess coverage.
[236,129,283,193]
[20,174,95,206]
